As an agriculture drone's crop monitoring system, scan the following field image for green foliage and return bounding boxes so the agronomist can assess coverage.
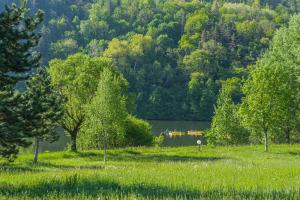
[79,68,128,151]
[50,39,79,59]
[153,134,165,147]
[49,53,113,151]
[239,14,300,151]
[188,72,217,120]
[124,115,153,147]
[1,0,290,121]
[0,3,43,160]
[0,3,43,87]
[184,12,209,35]
[208,78,249,145]
[0,89,28,161]
[21,68,64,163]
[0,0,298,123]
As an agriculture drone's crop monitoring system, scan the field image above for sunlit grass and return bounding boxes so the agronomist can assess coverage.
[1,145,300,199]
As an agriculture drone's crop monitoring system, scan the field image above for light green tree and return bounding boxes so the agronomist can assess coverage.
[266,15,300,143]
[208,78,249,145]
[83,68,128,162]
[49,53,112,152]
[239,14,300,151]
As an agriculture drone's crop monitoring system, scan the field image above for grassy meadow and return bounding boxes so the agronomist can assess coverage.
[1,145,300,199]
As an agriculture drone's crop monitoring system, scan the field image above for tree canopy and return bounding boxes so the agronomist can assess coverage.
[49,53,113,151]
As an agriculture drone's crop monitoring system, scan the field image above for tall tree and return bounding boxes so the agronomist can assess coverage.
[208,78,249,145]
[49,54,112,152]
[83,68,127,162]
[0,90,27,161]
[0,3,43,160]
[0,3,43,88]
[22,68,64,163]
[239,14,300,151]
[265,15,300,143]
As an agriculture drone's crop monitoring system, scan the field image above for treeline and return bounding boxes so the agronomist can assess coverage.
[0,0,299,163]
[0,3,154,163]
[208,14,300,151]
[1,0,299,120]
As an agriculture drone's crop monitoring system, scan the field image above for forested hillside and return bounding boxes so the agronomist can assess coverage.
[1,0,298,120]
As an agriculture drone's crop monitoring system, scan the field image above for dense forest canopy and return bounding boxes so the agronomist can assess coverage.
[0,0,299,121]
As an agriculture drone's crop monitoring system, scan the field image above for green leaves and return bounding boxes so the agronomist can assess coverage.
[0,2,43,160]
[49,53,113,151]
[79,68,128,150]
[21,68,64,142]
[239,14,300,148]
[208,78,248,145]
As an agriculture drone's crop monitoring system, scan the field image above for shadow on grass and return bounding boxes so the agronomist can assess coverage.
[29,161,105,171]
[78,150,227,162]
[105,153,227,162]
[1,153,227,174]
[275,151,300,157]
[0,177,297,199]
[288,152,300,156]
[21,154,226,171]
[62,151,99,159]
[49,150,228,163]
[0,164,43,173]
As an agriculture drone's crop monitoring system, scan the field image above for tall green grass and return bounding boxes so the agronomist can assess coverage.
[1,145,300,199]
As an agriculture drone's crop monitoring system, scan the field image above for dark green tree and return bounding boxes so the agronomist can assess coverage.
[0,3,43,87]
[0,2,43,160]
[22,68,64,163]
[0,89,27,161]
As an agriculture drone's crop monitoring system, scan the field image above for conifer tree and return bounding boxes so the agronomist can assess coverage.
[21,68,64,163]
[0,2,43,160]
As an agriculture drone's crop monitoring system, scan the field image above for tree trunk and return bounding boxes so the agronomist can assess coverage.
[62,117,83,152]
[180,12,185,34]
[107,0,112,16]
[264,132,268,152]
[104,142,107,162]
[70,132,78,152]
[33,137,39,164]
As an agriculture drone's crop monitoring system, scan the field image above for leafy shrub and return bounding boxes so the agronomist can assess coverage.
[154,134,165,147]
[124,115,153,147]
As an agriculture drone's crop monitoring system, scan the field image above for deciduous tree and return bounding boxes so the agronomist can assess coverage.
[49,54,112,152]
[83,68,127,162]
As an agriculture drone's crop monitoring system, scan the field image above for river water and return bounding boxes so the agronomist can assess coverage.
[26,121,210,152]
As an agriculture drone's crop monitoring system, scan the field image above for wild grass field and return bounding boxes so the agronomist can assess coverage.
[1,145,300,199]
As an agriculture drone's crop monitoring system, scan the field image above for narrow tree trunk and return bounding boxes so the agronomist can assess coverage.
[180,12,185,34]
[62,118,83,152]
[33,137,39,164]
[107,0,112,16]
[70,132,77,152]
[264,132,268,152]
[104,142,107,162]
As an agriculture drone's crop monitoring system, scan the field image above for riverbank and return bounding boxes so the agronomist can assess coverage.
[1,145,300,199]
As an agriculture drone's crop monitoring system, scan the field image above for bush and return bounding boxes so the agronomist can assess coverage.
[154,134,165,147]
[124,115,153,146]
